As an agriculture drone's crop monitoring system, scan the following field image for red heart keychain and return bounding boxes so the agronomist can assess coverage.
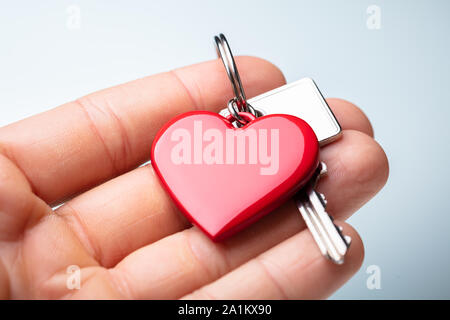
[151,111,318,240]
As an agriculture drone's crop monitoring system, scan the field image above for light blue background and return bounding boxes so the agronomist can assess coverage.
[1,0,449,299]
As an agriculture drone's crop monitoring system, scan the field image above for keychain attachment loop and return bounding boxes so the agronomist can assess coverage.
[215,33,258,118]
[227,98,259,127]
[225,110,257,127]
[227,99,248,127]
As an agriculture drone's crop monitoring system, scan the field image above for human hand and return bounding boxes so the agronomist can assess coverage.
[0,57,388,299]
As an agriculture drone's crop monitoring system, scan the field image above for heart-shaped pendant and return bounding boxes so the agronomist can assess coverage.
[151,111,319,241]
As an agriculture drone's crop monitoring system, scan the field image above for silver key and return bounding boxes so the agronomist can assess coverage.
[295,162,351,264]
[220,78,351,264]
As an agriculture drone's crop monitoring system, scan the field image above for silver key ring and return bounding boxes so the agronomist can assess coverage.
[227,98,247,127]
[227,98,260,127]
[214,34,247,107]
[214,33,258,121]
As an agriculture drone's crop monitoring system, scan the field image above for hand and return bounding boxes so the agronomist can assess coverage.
[0,57,388,299]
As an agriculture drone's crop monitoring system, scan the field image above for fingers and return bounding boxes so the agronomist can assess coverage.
[326,98,373,137]
[0,56,285,204]
[57,166,190,266]
[182,222,364,299]
[318,130,389,219]
[108,131,387,299]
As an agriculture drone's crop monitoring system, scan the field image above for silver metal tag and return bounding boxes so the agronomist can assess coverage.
[220,78,342,146]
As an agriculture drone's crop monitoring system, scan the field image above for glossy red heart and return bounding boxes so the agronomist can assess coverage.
[151,111,319,241]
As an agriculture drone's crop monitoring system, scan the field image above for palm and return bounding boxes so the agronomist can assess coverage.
[0,57,388,299]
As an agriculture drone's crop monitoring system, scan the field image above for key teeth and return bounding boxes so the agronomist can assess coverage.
[344,235,352,246]
[317,192,327,207]
[336,225,351,246]
[300,161,351,265]
[326,253,345,265]
[318,162,328,176]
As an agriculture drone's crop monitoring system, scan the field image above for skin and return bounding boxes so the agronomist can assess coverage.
[0,56,388,299]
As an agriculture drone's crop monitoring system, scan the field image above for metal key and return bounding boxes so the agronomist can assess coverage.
[220,77,351,264]
[296,162,351,264]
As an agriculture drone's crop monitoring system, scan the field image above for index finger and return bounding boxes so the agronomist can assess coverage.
[0,57,285,204]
